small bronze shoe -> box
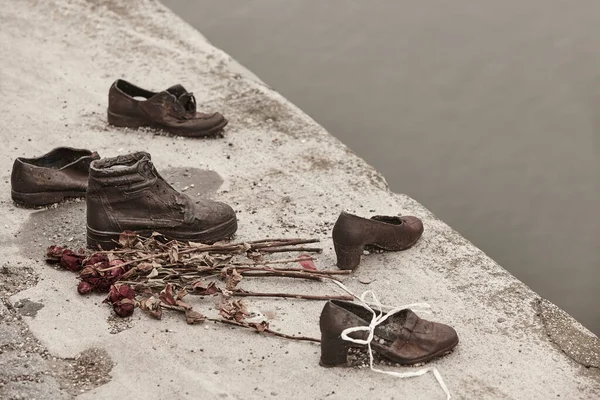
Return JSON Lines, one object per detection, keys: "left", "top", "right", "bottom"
{"left": 11, "top": 147, "right": 99, "bottom": 207}
{"left": 332, "top": 211, "right": 424, "bottom": 270}
{"left": 319, "top": 300, "right": 458, "bottom": 367}
{"left": 107, "top": 79, "right": 228, "bottom": 137}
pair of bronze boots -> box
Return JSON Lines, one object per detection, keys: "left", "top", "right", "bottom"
{"left": 10, "top": 147, "right": 237, "bottom": 249}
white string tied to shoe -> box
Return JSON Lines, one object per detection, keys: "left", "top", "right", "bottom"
{"left": 331, "top": 280, "right": 452, "bottom": 400}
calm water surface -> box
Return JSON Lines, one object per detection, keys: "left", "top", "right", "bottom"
{"left": 162, "top": 0, "right": 599, "bottom": 334}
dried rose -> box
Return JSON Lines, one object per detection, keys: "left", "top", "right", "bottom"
{"left": 105, "top": 284, "right": 135, "bottom": 304}
{"left": 113, "top": 298, "right": 135, "bottom": 317}
{"left": 59, "top": 250, "right": 85, "bottom": 272}
{"left": 46, "top": 245, "right": 66, "bottom": 262}
{"left": 77, "top": 281, "right": 93, "bottom": 295}
{"left": 79, "top": 265, "right": 123, "bottom": 293}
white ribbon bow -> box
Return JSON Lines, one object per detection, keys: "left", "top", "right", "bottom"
{"left": 331, "top": 280, "right": 452, "bottom": 400}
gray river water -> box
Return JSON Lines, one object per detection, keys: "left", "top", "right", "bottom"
{"left": 162, "top": 0, "right": 599, "bottom": 334}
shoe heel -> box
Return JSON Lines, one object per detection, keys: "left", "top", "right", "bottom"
{"left": 107, "top": 110, "right": 147, "bottom": 128}
{"left": 333, "top": 242, "right": 363, "bottom": 270}
{"left": 320, "top": 334, "right": 350, "bottom": 367}
{"left": 86, "top": 226, "right": 120, "bottom": 250}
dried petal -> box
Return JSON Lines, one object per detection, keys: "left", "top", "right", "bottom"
{"left": 159, "top": 284, "right": 176, "bottom": 305}
{"left": 168, "top": 246, "right": 179, "bottom": 264}
{"left": 46, "top": 245, "right": 66, "bottom": 262}
{"left": 298, "top": 254, "right": 317, "bottom": 271}
{"left": 137, "top": 262, "right": 154, "bottom": 274}
{"left": 118, "top": 231, "right": 138, "bottom": 248}
{"left": 185, "top": 309, "right": 206, "bottom": 325}
{"left": 59, "top": 250, "right": 85, "bottom": 272}
{"left": 225, "top": 269, "right": 243, "bottom": 291}
{"left": 105, "top": 284, "right": 135, "bottom": 304}
{"left": 79, "top": 266, "right": 100, "bottom": 280}
{"left": 118, "top": 284, "right": 136, "bottom": 300}
{"left": 175, "top": 289, "right": 188, "bottom": 301}
{"left": 176, "top": 300, "right": 192, "bottom": 310}
{"left": 191, "top": 280, "right": 221, "bottom": 295}
{"left": 248, "top": 321, "right": 269, "bottom": 333}
{"left": 138, "top": 296, "right": 163, "bottom": 319}
{"left": 84, "top": 253, "right": 108, "bottom": 267}
{"left": 219, "top": 300, "right": 248, "bottom": 322}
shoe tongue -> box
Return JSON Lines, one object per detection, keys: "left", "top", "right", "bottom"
{"left": 165, "top": 84, "right": 196, "bottom": 113}
{"left": 166, "top": 84, "right": 188, "bottom": 98}
{"left": 374, "top": 309, "right": 413, "bottom": 341}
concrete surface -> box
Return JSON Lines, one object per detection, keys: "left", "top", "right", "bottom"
{"left": 0, "top": 0, "right": 598, "bottom": 399}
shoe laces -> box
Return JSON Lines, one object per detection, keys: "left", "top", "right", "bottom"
{"left": 178, "top": 92, "right": 197, "bottom": 113}
{"left": 331, "top": 280, "right": 452, "bottom": 400}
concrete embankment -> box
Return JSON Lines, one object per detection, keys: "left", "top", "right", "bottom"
{"left": 0, "top": 1, "right": 598, "bottom": 399}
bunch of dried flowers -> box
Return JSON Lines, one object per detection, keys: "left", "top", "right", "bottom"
{"left": 46, "top": 232, "right": 351, "bottom": 342}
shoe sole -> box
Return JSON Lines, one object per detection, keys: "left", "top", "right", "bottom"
{"left": 86, "top": 217, "right": 238, "bottom": 250}
{"left": 319, "top": 336, "right": 459, "bottom": 368}
{"left": 107, "top": 110, "right": 228, "bottom": 138}
{"left": 11, "top": 189, "right": 86, "bottom": 208}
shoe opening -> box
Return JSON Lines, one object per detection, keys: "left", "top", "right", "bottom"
{"left": 370, "top": 215, "right": 403, "bottom": 225}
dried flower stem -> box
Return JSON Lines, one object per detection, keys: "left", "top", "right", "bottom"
{"left": 231, "top": 256, "right": 316, "bottom": 266}
{"left": 232, "top": 290, "right": 352, "bottom": 301}
{"left": 248, "top": 238, "right": 320, "bottom": 248}
{"left": 260, "top": 247, "right": 323, "bottom": 254}
{"left": 239, "top": 271, "right": 327, "bottom": 281}
{"left": 159, "top": 303, "right": 320, "bottom": 342}
{"left": 208, "top": 318, "right": 320, "bottom": 343}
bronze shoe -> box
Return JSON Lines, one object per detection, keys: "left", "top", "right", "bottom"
{"left": 86, "top": 152, "right": 237, "bottom": 249}
{"left": 107, "top": 79, "right": 228, "bottom": 137}
{"left": 11, "top": 147, "right": 99, "bottom": 207}
{"left": 319, "top": 300, "right": 458, "bottom": 367}
{"left": 332, "top": 211, "right": 424, "bottom": 270}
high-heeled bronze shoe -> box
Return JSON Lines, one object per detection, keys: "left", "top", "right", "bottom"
{"left": 319, "top": 300, "right": 458, "bottom": 367}
{"left": 332, "top": 211, "right": 424, "bottom": 270}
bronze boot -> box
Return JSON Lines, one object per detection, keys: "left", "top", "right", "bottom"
{"left": 319, "top": 300, "right": 458, "bottom": 367}
{"left": 332, "top": 211, "right": 424, "bottom": 270}
{"left": 86, "top": 152, "right": 237, "bottom": 249}
{"left": 11, "top": 147, "right": 99, "bottom": 207}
